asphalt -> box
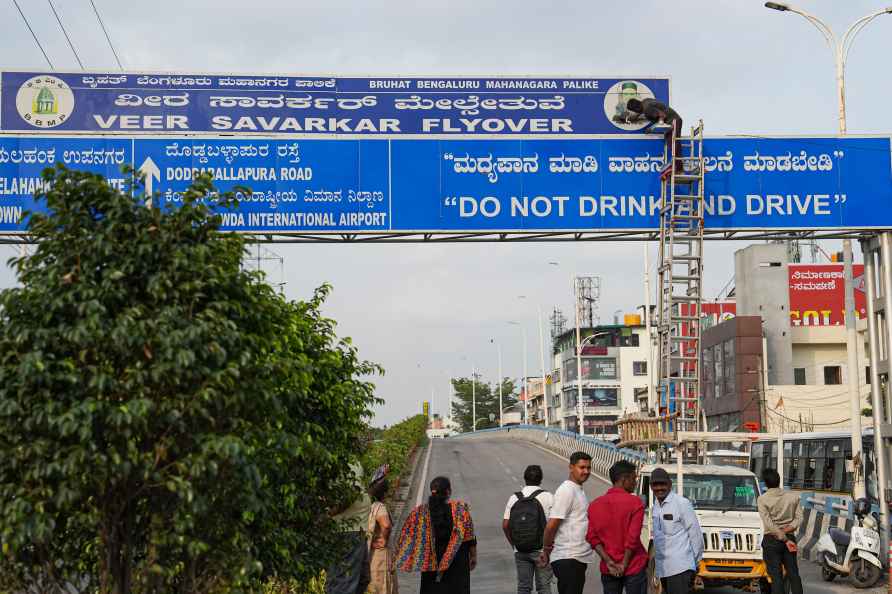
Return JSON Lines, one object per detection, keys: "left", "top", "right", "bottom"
{"left": 396, "top": 437, "right": 886, "bottom": 594}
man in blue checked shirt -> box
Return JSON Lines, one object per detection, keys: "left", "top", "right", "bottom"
{"left": 649, "top": 468, "right": 703, "bottom": 594}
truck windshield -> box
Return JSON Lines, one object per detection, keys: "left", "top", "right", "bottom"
{"left": 668, "top": 474, "right": 759, "bottom": 511}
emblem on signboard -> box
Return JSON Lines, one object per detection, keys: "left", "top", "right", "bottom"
{"left": 15, "top": 76, "right": 75, "bottom": 128}
{"left": 603, "top": 80, "right": 656, "bottom": 131}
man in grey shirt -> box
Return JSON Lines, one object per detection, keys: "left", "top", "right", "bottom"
{"left": 757, "top": 468, "right": 803, "bottom": 594}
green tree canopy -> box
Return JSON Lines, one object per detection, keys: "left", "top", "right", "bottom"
{"left": 450, "top": 376, "right": 516, "bottom": 433}
{"left": 0, "top": 167, "right": 379, "bottom": 593}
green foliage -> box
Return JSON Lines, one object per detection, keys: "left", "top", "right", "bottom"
{"left": 363, "top": 414, "right": 427, "bottom": 499}
{"left": 451, "top": 377, "right": 516, "bottom": 433}
{"left": 0, "top": 166, "right": 380, "bottom": 593}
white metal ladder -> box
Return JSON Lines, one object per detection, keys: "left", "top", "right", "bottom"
{"left": 656, "top": 121, "right": 705, "bottom": 436}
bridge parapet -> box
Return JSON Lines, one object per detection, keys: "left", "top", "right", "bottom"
{"left": 453, "top": 425, "right": 646, "bottom": 482}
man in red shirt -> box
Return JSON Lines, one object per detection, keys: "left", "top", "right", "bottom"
{"left": 586, "top": 460, "right": 647, "bottom": 594}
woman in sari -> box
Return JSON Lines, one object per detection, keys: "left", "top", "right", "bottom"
{"left": 367, "top": 478, "right": 397, "bottom": 594}
{"left": 396, "top": 476, "right": 477, "bottom": 594}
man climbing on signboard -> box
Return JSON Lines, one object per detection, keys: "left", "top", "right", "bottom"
{"left": 625, "top": 98, "right": 684, "bottom": 173}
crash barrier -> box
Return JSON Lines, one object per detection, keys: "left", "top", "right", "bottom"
{"left": 796, "top": 493, "right": 885, "bottom": 564}
{"left": 454, "top": 425, "right": 646, "bottom": 482}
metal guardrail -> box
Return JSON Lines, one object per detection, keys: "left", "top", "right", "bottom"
{"left": 453, "top": 425, "right": 645, "bottom": 481}
{"left": 800, "top": 492, "right": 880, "bottom": 518}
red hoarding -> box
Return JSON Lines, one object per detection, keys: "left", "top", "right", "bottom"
{"left": 788, "top": 264, "right": 865, "bottom": 326}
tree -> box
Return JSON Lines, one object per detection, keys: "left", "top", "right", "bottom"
{"left": 450, "top": 376, "right": 516, "bottom": 433}
{"left": 0, "top": 166, "right": 380, "bottom": 594}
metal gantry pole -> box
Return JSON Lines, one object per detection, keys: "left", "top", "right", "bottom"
{"left": 844, "top": 239, "right": 866, "bottom": 499}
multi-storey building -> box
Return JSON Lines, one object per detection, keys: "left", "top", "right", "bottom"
{"left": 551, "top": 323, "right": 650, "bottom": 439}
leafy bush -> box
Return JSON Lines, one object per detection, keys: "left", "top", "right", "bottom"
{"left": 363, "top": 414, "right": 428, "bottom": 499}
{"left": 0, "top": 167, "right": 379, "bottom": 593}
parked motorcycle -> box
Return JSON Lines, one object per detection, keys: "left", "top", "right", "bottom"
{"left": 815, "top": 498, "right": 882, "bottom": 588}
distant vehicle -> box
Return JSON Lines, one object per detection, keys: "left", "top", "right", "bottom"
{"left": 750, "top": 430, "right": 878, "bottom": 499}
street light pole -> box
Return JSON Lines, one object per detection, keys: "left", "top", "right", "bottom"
{"left": 764, "top": 0, "right": 892, "bottom": 501}
{"left": 497, "top": 341, "right": 504, "bottom": 427}
{"left": 574, "top": 277, "right": 585, "bottom": 435}
{"left": 472, "top": 363, "right": 476, "bottom": 432}
{"left": 538, "top": 305, "right": 549, "bottom": 428}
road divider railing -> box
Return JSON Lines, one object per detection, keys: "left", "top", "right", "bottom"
{"left": 453, "top": 425, "right": 645, "bottom": 482}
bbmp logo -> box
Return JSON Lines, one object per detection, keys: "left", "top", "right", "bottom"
{"left": 15, "top": 76, "right": 75, "bottom": 128}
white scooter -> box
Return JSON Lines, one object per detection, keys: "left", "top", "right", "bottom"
{"left": 815, "top": 498, "right": 883, "bottom": 588}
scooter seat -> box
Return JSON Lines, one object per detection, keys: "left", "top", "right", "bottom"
{"left": 829, "top": 527, "right": 850, "bottom": 547}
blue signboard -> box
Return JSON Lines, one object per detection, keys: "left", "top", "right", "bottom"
{"left": 0, "top": 135, "right": 889, "bottom": 233}
{"left": 0, "top": 71, "right": 669, "bottom": 136}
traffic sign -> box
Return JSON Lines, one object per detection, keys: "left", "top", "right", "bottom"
{"left": 0, "top": 134, "right": 889, "bottom": 234}
{"left": 1, "top": 71, "right": 670, "bottom": 136}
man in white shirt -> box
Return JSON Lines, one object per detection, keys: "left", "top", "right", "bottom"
{"left": 503, "top": 464, "right": 555, "bottom": 594}
{"left": 540, "top": 451, "right": 595, "bottom": 594}
{"left": 650, "top": 467, "right": 703, "bottom": 594}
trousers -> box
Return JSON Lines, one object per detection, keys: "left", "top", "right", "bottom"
{"left": 515, "top": 551, "right": 553, "bottom": 594}
{"left": 660, "top": 569, "right": 693, "bottom": 594}
{"left": 600, "top": 567, "right": 647, "bottom": 594}
{"left": 762, "top": 536, "right": 803, "bottom": 594}
{"left": 551, "top": 558, "right": 587, "bottom": 594}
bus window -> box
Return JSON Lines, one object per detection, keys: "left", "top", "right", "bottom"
{"left": 751, "top": 443, "right": 764, "bottom": 475}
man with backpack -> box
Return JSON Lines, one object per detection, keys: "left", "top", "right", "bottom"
{"left": 503, "top": 464, "right": 555, "bottom": 594}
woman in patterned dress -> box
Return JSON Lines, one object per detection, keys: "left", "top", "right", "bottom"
{"left": 396, "top": 476, "right": 477, "bottom": 594}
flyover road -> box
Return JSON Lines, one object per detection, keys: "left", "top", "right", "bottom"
{"left": 396, "top": 437, "right": 884, "bottom": 594}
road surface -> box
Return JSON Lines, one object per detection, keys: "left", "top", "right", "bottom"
{"left": 397, "top": 437, "right": 885, "bottom": 594}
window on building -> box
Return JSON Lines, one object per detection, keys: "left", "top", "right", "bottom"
{"left": 793, "top": 368, "right": 806, "bottom": 385}
{"left": 723, "top": 339, "right": 735, "bottom": 398}
{"left": 714, "top": 344, "right": 724, "bottom": 398}
{"left": 823, "top": 366, "right": 842, "bottom": 385}
{"left": 865, "top": 366, "right": 871, "bottom": 385}
{"left": 633, "top": 361, "right": 647, "bottom": 376}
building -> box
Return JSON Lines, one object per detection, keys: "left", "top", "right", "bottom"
{"left": 552, "top": 322, "right": 650, "bottom": 438}
{"left": 701, "top": 316, "right": 766, "bottom": 432}
{"left": 707, "top": 244, "right": 872, "bottom": 433}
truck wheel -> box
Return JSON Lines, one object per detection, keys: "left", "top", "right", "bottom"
{"left": 850, "top": 558, "right": 881, "bottom": 589}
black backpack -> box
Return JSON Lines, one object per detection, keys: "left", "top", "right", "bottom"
{"left": 508, "top": 490, "right": 546, "bottom": 553}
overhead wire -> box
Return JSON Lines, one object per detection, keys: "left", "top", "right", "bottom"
{"left": 10, "top": 0, "right": 54, "bottom": 68}
{"left": 88, "top": 0, "right": 123, "bottom": 71}
{"left": 46, "top": 0, "right": 84, "bottom": 70}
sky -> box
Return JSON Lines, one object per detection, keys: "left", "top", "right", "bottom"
{"left": 1, "top": 0, "right": 891, "bottom": 426}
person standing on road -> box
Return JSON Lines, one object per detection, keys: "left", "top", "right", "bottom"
{"left": 367, "top": 477, "right": 398, "bottom": 594}
{"left": 649, "top": 468, "right": 703, "bottom": 594}
{"left": 396, "top": 476, "right": 477, "bottom": 594}
{"left": 757, "top": 468, "right": 803, "bottom": 594}
{"left": 503, "top": 464, "right": 555, "bottom": 594}
{"left": 326, "top": 460, "right": 372, "bottom": 594}
{"left": 539, "top": 451, "right": 595, "bottom": 594}
{"left": 586, "top": 460, "right": 648, "bottom": 594}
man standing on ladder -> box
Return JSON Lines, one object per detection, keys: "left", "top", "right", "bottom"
{"left": 626, "top": 98, "right": 684, "bottom": 173}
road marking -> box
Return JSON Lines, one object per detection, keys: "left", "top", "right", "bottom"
{"left": 523, "top": 441, "right": 611, "bottom": 486}
{"left": 415, "top": 440, "right": 434, "bottom": 507}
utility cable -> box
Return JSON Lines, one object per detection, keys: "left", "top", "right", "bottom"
{"left": 10, "top": 0, "right": 54, "bottom": 68}
{"left": 88, "top": 0, "right": 123, "bottom": 70}
{"left": 47, "top": 0, "right": 84, "bottom": 70}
